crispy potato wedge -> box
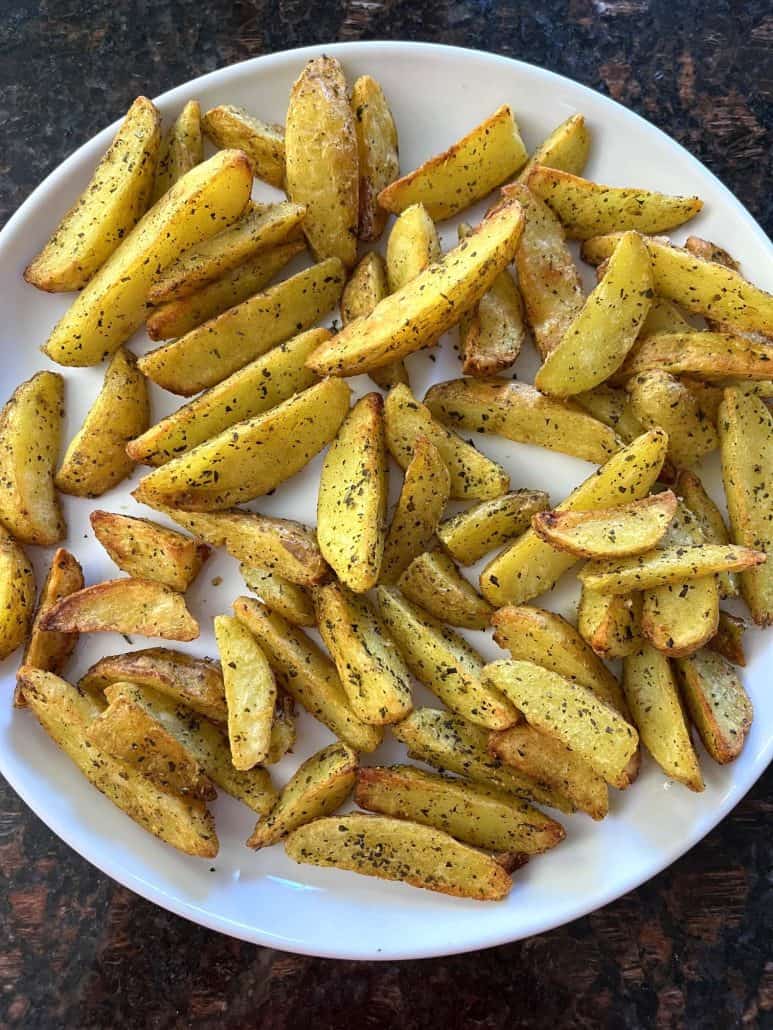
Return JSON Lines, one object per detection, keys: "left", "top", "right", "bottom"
{"left": 385, "top": 383, "right": 509, "bottom": 501}
{"left": 317, "top": 393, "right": 387, "bottom": 591}
{"left": 677, "top": 470, "right": 738, "bottom": 599}
{"left": 709, "top": 611, "right": 747, "bottom": 667}
{"left": 578, "top": 588, "right": 643, "bottom": 660}
{"left": 397, "top": 551, "right": 493, "bottom": 630}
{"left": 240, "top": 563, "right": 315, "bottom": 627}
{"left": 285, "top": 57, "right": 358, "bottom": 267}
{"left": 285, "top": 813, "right": 512, "bottom": 901}
{"left": 517, "top": 113, "right": 590, "bottom": 184}
{"left": 316, "top": 582, "right": 413, "bottom": 725}
{"left": 378, "top": 105, "right": 527, "bottom": 220}
{"left": 617, "top": 332, "right": 773, "bottom": 384}
{"left": 575, "top": 385, "right": 644, "bottom": 445}
{"left": 233, "top": 597, "right": 382, "bottom": 753}
{"left": 351, "top": 75, "right": 399, "bottom": 241}
{"left": 267, "top": 693, "right": 297, "bottom": 764}
{"left": 677, "top": 650, "right": 752, "bottom": 764}
{"left": 380, "top": 436, "right": 450, "bottom": 584}
{"left": 719, "top": 387, "right": 773, "bottom": 626}
{"left": 26, "top": 97, "right": 160, "bottom": 292}
{"left": 41, "top": 578, "right": 199, "bottom": 641}
{"left": 152, "top": 99, "right": 203, "bottom": 202}
{"left": 356, "top": 765, "right": 565, "bottom": 855}
{"left": 437, "top": 490, "right": 549, "bottom": 565}
{"left": 480, "top": 429, "right": 668, "bottom": 607}
{"left": 424, "top": 378, "right": 622, "bottom": 464}
{"left": 90, "top": 511, "right": 209, "bottom": 592}
{"left": 340, "top": 252, "right": 408, "bottom": 391}
{"left": 248, "top": 742, "right": 357, "bottom": 849}
{"left": 202, "top": 104, "right": 285, "bottom": 187}
{"left": 579, "top": 544, "right": 764, "bottom": 595}
{"left": 385, "top": 203, "right": 441, "bottom": 293}
{"left": 214, "top": 614, "right": 276, "bottom": 770}
{"left": 56, "top": 348, "right": 149, "bottom": 498}
{"left": 376, "top": 586, "right": 516, "bottom": 730}
{"left": 20, "top": 668, "right": 218, "bottom": 856}
{"left": 626, "top": 371, "right": 718, "bottom": 466}
{"left": 684, "top": 236, "right": 739, "bottom": 270}
{"left": 0, "top": 371, "right": 64, "bottom": 545}
{"left": 622, "top": 646, "right": 703, "bottom": 791}
{"left": 0, "top": 533, "right": 36, "bottom": 660}
{"left": 535, "top": 232, "right": 653, "bottom": 397}
{"left": 306, "top": 201, "right": 524, "bottom": 376}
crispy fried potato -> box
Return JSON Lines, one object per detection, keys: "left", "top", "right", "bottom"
{"left": 709, "top": 611, "right": 747, "bottom": 667}
{"left": 575, "top": 384, "right": 644, "bottom": 445}
{"left": 535, "top": 232, "right": 653, "bottom": 397}
{"left": 351, "top": 75, "right": 399, "bottom": 241}
{"left": 0, "top": 533, "right": 35, "bottom": 660}
{"left": 626, "top": 371, "right": 718, "bottom": 466}
{"left": 285, "top": 57, "right": 358, "bottom": 267}
{"left": 532, "top": 492, "right": 677, "bottom": 558}
{"left": 424, "top": 378, "right": 622, "bottom": 464}
{"left": 267, "top": 693, "right": 297, "bottom": 764}
{"left": 139, "top": 258, "right": 345, "bottom": 395}
{"left": 578, "top": 588, "right": 643, "bottom": 660}
{"left": 378, "top": 105, "right": 527, "bottom": 220}
{"left": 719, "top": 387, "right": 773, "bottom": 626}
{"left": 437, "top": 491, "right": 549, "bottom": 565}
{"left": 306, "top": 201, "right": 524, "bottom": 376}
{"left": 622, "top": 646, "right": 703, "bottom": 790}
{"left": 233, "top": 596, "right": 382, "bottom": 753}
{"left": 677, "top": 470, "right": 738, "bottom": 599}
{"left": 517, "top": 113, "right": 590, "bottom": 184}
{"left": 56, "top": 348, "right": 149, "bottom": 498}
{"left": 214, "top": 614, "right": 276, "bottom": 770}
{"left": 376, "top": 586, "right": 516, "bottom": 730}
{"left": 248, "top": 742, "right": 357, "bottom": 849}
{"left": 341, "top": 252, "right": 408, "bottom": 391}
{"left": 317, "top": 393, "right": 387, "bottom": 591}
{"left": 240, "top": 564, "right": 315, "bottom": 627}
{"left": 397, "top": 551, "right": 492, "bottom": 630}
{"left": 385, "top": 203, "right": 441, "bottom": 292}
{"left": 480, "top": 429, "right": 668, "bottom": 607}
{"left": 0, "top": 371, "right": 64, "bottom": 545}
{"left": 90, "top": 511, "right": 209, "bottom": 592}
{"left": 684, "top": 236, "right": 739, "bottom": 270}
{"left": 616, "top": 332, "right": 773, "bottom": 384}
{"left": 385, "top": 383, "right": 509, "bottom": 501}
{"left": 26, "top": 97, "right": 160, "bottom": 292}
{"left": 41, "top": 578, "right": 199, "bottom": 641}
{"left": 152, "top": 100, "right": 203, "bottom": 202}
{"left": 579, "top": 544, "right": 764, "bottom": 595}
{"left": 202, "top": 104, "right": 285, "bottom": 187}
{"left": 677, "top": 650, "right": 752, "bottom": 764}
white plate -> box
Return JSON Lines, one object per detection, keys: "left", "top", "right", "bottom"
{"left": 1, "top": 41, "right": 771, "bottom": 960}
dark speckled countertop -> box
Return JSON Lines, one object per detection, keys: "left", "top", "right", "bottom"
{"left": 1, "top": 2, "right": 772, "bottom": 1027}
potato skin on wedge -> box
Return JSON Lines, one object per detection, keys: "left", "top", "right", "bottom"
{"left": 397, "top": 551, "right": 493, "bottom": 630}
{"left": 676, "top": 650, "right": 753, "bottom": 764}
{"left": 438, "top": 491, "right": 549, "bottom": 566}
{"left": 0, "top": 533, "right": 36, "bottom": 660}
{"left": 90, "top": 511, "right": 209, "bottom": 592}
{"left": 215, "top": 614, "right": 276, "bottom": 770}
{"left": 202, "top": 104, "right": 285, "bottom": 188}
{"left": 152, "top": 99, "right": 203, "bottom": 203}
{"left": 351, "top": 75, "right": 399, "bottom": 241}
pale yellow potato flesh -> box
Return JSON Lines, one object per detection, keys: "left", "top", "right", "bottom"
{"left": 676, "top": 650, "right": 753, "bottom": 764}
{"left": 385, "top": 203, "right": 441, "bottom": 293}
{"left": 437, "top": 490, "right": 549, "bottom": 566}
{"left": 627, "top": 371, "right": 718, "bottom": 466}
{"left": 676, "top": 469, "right": 738, "bottom": 599}
{"left": 152, "top": 99, "right": 203, "bottom": 203}
{"left": 517, "top": 113, "right": 591, "bottom": 184}
{"left": 214, "top": 614, "right": 276, "bottom": 770}
{"left": 240, "top": 563, "right": 315, "bottom": 627}
{"left": 90, "top": 511, "right": 209, "bottom": 592}
{"left": 0, "top": 533, "right": 36, "bottom": 660}
{"left": 340, "top": 251, "right": 408, "bottom": 391}
{"left": 351, "top": 75, "right": 399, "bottom": 241}
{"left": 638, "top": 296, "right": 693, "bottom": 336}
{"left": 578, "top": 588, "right": 643, "bottom": 660}
{"left": 575, "top": 384, "right": 644, "bottom": 445}
{"left": 579, "top": 544, "right": 765, "bottom": 595}
{"left": 202, "top": 104, "right": 285, "bottom": 188}
{"left": 709, "top": 611, "right": 747, "bottom": 667}
{"left": 397, "top": 550, "right": 493, "bottom": 630}
{"left": 617, "top": 331, "right": 773, "bottom": 383}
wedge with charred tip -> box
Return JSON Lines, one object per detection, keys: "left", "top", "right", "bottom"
{"left": 480, "top": 429, "right": 668, "bottom": 608}
{"left": 677, "top": 650, "right": 752, "bottom": 764}
{"left": 575, "top": 385, "right": 644, "bottom": 445}
{"left": 579, "top": 544, "right": 765, "bottom": 595}
{"left": 341, "top": 251, "right": 408, "bottom": 391}
{"left": 90, "top": 511, "right": 209, "bottom": 591}
{"left": 424, "top": 378, "right": 622, "bottom": 464}
{"left": 267, "top": 693, "right": 297, "bottom": 764}
{"left": 623, "top": 646, "right": 703, "bottom": 791}
{"left": 532, "top": 492, "right": 677, "bottom": 559}
{"left": 26, "top": 97, "right": 160, "bottom": 292}
{"left": 56, "top": 348, "right": 149, "bottom": 498}
{"left": 214, "top": 615, "right": 276, "bottom": 770}
{"left": 517, "top": 113, "right": 590, "bottom": 184}
{"left": 578, "top": 587, "right": 643, "bottom": 660}
{"left": 376, "top": 586, "right": 516, "bottom": 730}
{"left": 379, "top": 105, "right": 527, "bottom": 220}
{"left": 385, "top": 203, "right": 441, "bottom": 293}
{"left": 240, "top": 564, "right": 315, "bottom": 627}
{"left": 317, "top": 393, "right": 387, "bottom": 592}
{"left": 626, "top": 371, "right": 719, "bottom": 466}
{"left": 0, "top": 533, "right": 35, "bottom": 660}
{"left": 677, "top": 470, "right": 738, "bottom": 599}
{"left": 709, "top": 611, "right": 747, "bottom": 667}
{"left": 438, "top": 491, "right": 549, "bottom": 566}
{"left": 351, "top": 75, "right": 399, "bottom": 240}
{"left": 385, "top": 384, "right": 509, "bottom": 501}
{"left": 397, "top": 551, "right": 493, "bottom": 630}
{"left": 0, "top": 371, "right": 65, "bottom": 545}
{"left": 307, "top": 201, "right": 524, "bottom": 377}
{"left": 617, "top": 332, "right": 773, "bottom": 385}
{"left": 152, "top": 99, "right": 203, "bottom": 202}
{"left": 247, "top": 742, "right": 357, "bottom": 849}
{"left": 233, "top": 596, "right": 382, "bottom": 753}
{"left": 202, "top": 104, "right": 285, "bottom": 187}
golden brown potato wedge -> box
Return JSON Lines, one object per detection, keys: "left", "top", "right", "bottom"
{"left": 214, "top": 614, "right": 276, "bottom": 770}
{"left": 397, "top": 550, "right": 493, "bottom": 630}
{"left": 90, "top": 511, "right": 209, "bottom": 592}
{"left": 385, "top": 203, "right": 441, "bottom": 292}
{"left": 351, "top": 75, "right": 399, "bottom": 241}
{"left": 683, "top": 235, "right": 739, "bottom": 270}
{"left": 677, "top": 469, "right": 738, "bottom": 599}
{"left": 56, "top": 348, "right": 149, "bottom": 498}
{"left": 0, "top": 371, "right": 65, "bottom": 545}
{"left": 26, "top": 97, "right": 161, "bottom": 292}
{"left": 202, "top": 104, "right": 285, "bottom": 188}
{"left": 578, "top": 587, "right": 643, "bottom": 660}
{"left": 579, "top": 544, "right": 765, "bottom": 595}
{"left": 517, "top": 113, "right": 590, "bottom": 184}
{"left": 267, "top": 693, "right": 297, "bottom": 764}
{"left": 574, "top": 384, "right": 644, "bottom": 445}
{"left": 152, "top": 99, "right": 203, "bottom": 202}
{"left": 616, "top": 332, "right": 773, "bottom": 384}
{"left": 340, "top": 252, "right": 408, "bottom": 391}
{"left": 626, "top": 371, "right": 718, "bottom": 466}
{"left": 240, "top": 563, "right": 315, "bottom": 627}
{"left": 709, "top": 611, "right": 747, "bottom": 667}
{"left": 677, "top": 650, "right": 752, "bottom": 764}
{"left": 0, "top": 532, "right": 36, "bottom": 660}
{"left": 437, "top": 490, "right": 549, "bottom": 566}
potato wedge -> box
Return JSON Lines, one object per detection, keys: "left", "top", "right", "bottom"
{"left": 20, "top": 668, "right": 218, "bottom": 857}
{"left": 133, "top": 378, "right": 350, "bottom": 511}
{"left": 380, "top": 436, "right": 450, "bottom": 584}
{"left": 480, "top": 429, "right": 668, "bottom": 607}
{"left": 306, "top": 201, "right": 524, "bottom": 376}
{"left": 202, "top": 104, "right": 285, "bottom": 188}
{"left": 128, "top": 328, "right": 325, "bottom": 467}
{"left": 285, "top": 813, "right": 512, "bottom": 901}
{"left": 578, "top": 587, "right": 643, "bottom": 660}
{"left": 214, "top": 614, "right": 276, "bottom": 770}
{"left": 351, "top": 75, "right": 399, "bottom": 241}
{"left": 0, "top": 371, "right": 64, "bottom": 545}
{"left": 56, "top": 348, "right": 149, "bottom": 498}
{"left": 575, "top": 384, "right": 644, "bottom": 445}
{"left": 676, "top": 650, "right": 752, "bottom": 764}
{"left": 90, "top": 511, "right": 209, "bottom": 592}
{"left": 532, "top": 492, "right": 677, "bottom": 559}
{"left": 385, "top": 384, "right": 509, "bottom": 501}
{"left": 483, "top": 659, "right": 638, "bottom": 789}
{"left": 683, "top": 235, "right": 739, "bottom": 270}
{"left": 138, "top": 258, "right": 345, "bottom": 395}
{"left": 617, "top": 332, "right": 773, "bottom": 384}
{"left": 340, "top": 252, "right": 408, "bottom": 391}
{"left": 233, "top": 597, "right": 382, "bottom": 753}
{"left": 397, "top": 551, "right": 492, "bottom": 630}
{"left": 267, "top": 693, "right": 297, "bottom": 764}
{"left": 248, "top": 742, "right": 357, "bottom": 849}
{"left": 517, "top": 113, "right": 590, "bottom": 184}
{"left": 626, "top": 371, "right": 718, "bottom": 466}
{"left": 285, "top": 56, "right": 358, "bottom": 267}
{"left": 240, "top": 564, "right": 315, "bottom": 627}
{"left": 385, "top": 203, "right": 441, "bottom": 292}
{"left": 317, "top": 393, "right": 387, "bottom": 592}
{"left": 680, "top": 377, "right": 724, "bottom": 426}
{"left": 0, "top": 533, "right": 36, "bottom": 660}
{"left": 355, "top": 765, "right": 565, "bottom": 855}
{"left": 40, "top": 578, "right": 199, "bottom": 641}
{"left": 579, "top": 544, "right": 764, "bottom": 595}
{"left": 638, "top": 296, "right": 693, "bottom": 336}
{"left": 424, "top": 378, "right": 622, "bottom": 464}
{"left": 677, "top": 470, "right": 738, "bottom": 599}
{"left": 315, "top": 583, "right": 413, "bottom": 725}
{"left": 709, "top": 611, "right": 747, "bottom": 667}
{"left": 719, "top": 386, "right": 773, "bottom": 625}
{"left": 43, "top": 150, "right": 252, "bottom": 365}
{"left": 437, "top": 490, "right": 549, "bottom": 565}
{"left": 535, "top": 232, "right": 653, "bottom": 397}
{"left": 622, "top": 646, "right": 703, "bottom": 791}
{"left": 378, "top": 105, "right": 527, "bottom": 220}
{"left": 152, "top": 99, "right": 203, "bottom": 202}
{"left": 376, "top": 586, "right": 516, "bottom": 730}
{"left": 26, "top": 97, "right": 160, "bottom": 292}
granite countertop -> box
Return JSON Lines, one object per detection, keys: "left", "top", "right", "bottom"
{"left": 1, "top": 2, "right": 771, "bottom": 1027}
